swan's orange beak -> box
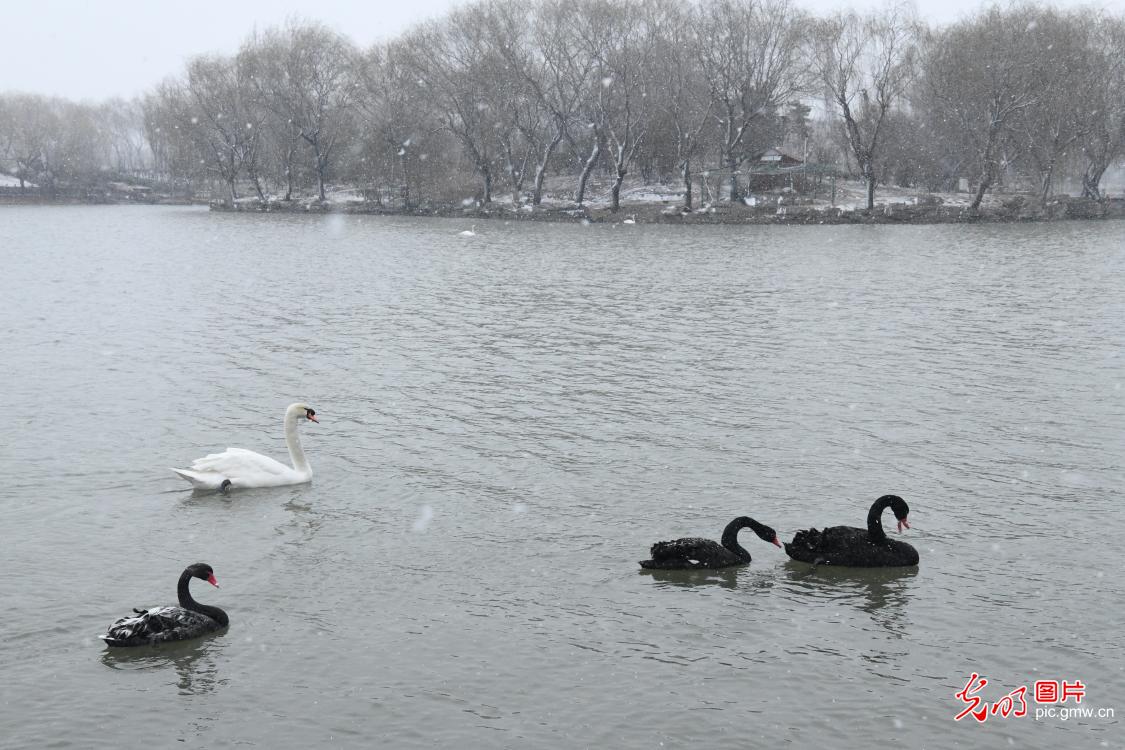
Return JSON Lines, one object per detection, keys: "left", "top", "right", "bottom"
{"left": 898, "top": 517, "right": 910, "bottom": 532}
{"left": 772, "top": 536, "right": 782, "bottom": 548}
{"left": 207, "top": 574, "right": 220, "bottom": 588}
{"left": 307, "top": 414, "right": 319, "bottom": 423}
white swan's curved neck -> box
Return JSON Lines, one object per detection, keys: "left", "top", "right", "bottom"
{"left": 284, "top": 407, "right": 311, "bottom": 476}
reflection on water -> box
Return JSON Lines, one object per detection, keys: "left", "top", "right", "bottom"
{"left": 277, "top": 496, "right": 325, "bottom": 549}
{"left": 100, "top": 635, "right": 226, "bottom": 696}
{"left": 283, "top": 499, "right": 314, "bottom": 515}
{"left": 640, "top": 566, "right": 743, "bottom": 590}
{"left": 780, "top": 562, "right": 919, "bottom": 637}
{"left": 176, "top": 492, "right": 235, "bottom": 512}
{"left": 638, "top": 566, "right": 782, "bottom": 597}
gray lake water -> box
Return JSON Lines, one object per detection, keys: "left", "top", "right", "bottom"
{"left": 1, "top": 205, "right": 1123, "bottom": 749}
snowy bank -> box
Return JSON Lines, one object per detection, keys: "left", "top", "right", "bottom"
{"left": 210, "top": 193, "right": 1125, "bottom": 226}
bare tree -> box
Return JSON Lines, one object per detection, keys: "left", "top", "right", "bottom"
{"left": 494, "top": 88, "right": 538, "bottom": 206}
{"left": 1016, "top": 8, "right": 1101, "bottom": 205}
{"left": 486, "top": 0, "right": 588, "bottom": 206}
{"left": 95, "top": 99, "right": 151, "bottom": 176}
{"left": 404, "top": 13, "right": 502, "bottom": 204}
{"left": 52, "top": 100, "right": 104, "bottom": 188}
{"left": 472, "top": 0, "right": 542, "bottom": 206}
{"left": 177, "top": 56, "right": 260, "bottom": 204}
{"left": 244, "top": 22, "right": 358, "bottom": 202}
{"left": 922, "top": 6, "right": 1042, "bottom": 212}
{"left": 1079, "top": 13, "right": 1125, "bottom": 199}
{"left": 4, "top": 94, "right": 55, "bottom": 192}
{"left": 573, "top": 0, "right": 655, "bottom": 212}
{"left": 695, "top": 0, "right": 807, "bottom": 203}
{"left": 813, "top": 3, "right": 918, "bottom": 210}
{"left": 354, "top": 41, "right": 437, "bottom": 207}
{"left": 529, "top": 0, "right": 593, "bottom": 205}
{"left": 644, "top": 0, "right": 712, "bottom": 209}
{"left": 572, "top": 81, "right": 606, "bottom": 206}
{"left": 0, "top": 97, "right": 11, "bottom": 174}
{"left": 141, "top": 87, "right": 205, "bottom": 195}
{"left": 239, "top": 34, "right": 302, "bottom": 201}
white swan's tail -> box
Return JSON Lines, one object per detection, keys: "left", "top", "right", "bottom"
{"left": 171, "top": 468, "right": 225, "bottom": 490}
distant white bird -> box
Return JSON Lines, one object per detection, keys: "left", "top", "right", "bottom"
{"left": 622, "top": 215, "right": 636, "bottom": 224}
{"left": 171, "top": 403, "right": 319, "bottom": 490}
{"left": 459, "top": 225, "right": 477, "bottom": 236}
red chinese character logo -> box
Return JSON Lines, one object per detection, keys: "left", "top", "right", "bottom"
{"left": 1034, "top": 680, "right": 1059, "bottom": 704}
{"left": 1061, "top": 680, "right": 1085, "bottom": 704}
{"left": 957, "top": 675, "right": 1082, "bottom": 722}
{"left": 955, "top": 673, "right": 990, "bottom": 722}
{"left": 991, "top": 686, "right": 1028, "bottom": 718}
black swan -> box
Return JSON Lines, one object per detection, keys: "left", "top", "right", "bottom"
{"left": 640, "top": 516, "right": 781, "bottom": 570}
{"left": 784, "top": 495, "right": 919, "bottom": 567}
{"left": 101, "top": 563, "right": 229, "bottom": 647}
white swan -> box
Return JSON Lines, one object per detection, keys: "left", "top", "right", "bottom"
{"left": 171, "top": 403, "right": 319, "bottom": 490}
{"left": 459, "top": 225, "right": 477, "bottom": 236}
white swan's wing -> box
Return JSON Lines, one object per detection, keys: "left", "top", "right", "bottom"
{"left": 171, "top": 468, "right": 224, "bottom": 490}
{"left": 172, "top": 447, "right": 303, "bottom": 488}
{"left": 189, "top": 447, "right": 293, "bottom": 477}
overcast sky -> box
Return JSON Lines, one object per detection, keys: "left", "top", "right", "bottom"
{"left": 2, "top": 0, "right": 1121, "bottom": 101}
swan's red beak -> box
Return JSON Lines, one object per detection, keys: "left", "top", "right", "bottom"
{"left": 772, "top": 536, "right": 782, "bottom": 548}
{"left": 898, "top": 517, "right": 910, "bottom": 532}
{"left": 307, "top": 414, "right": 319, "bottom": 423}
{"left": 207, "top": 573, "right": 220, "bottom": 588}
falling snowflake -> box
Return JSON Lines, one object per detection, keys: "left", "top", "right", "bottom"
{"left": 413, "top": 505, "right": 434, "bottom": 532}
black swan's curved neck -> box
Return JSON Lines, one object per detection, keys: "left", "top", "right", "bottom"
{"left": 177, "top": 570, "right": 229, "bottom": 626}
{"left": 720, "top": 518, "right": 753, "bottom": 561}
{"left": 866, "top": 496, "right": 896, "bottom": 542}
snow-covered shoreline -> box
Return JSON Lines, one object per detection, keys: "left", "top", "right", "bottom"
{"left": 209, "top": 193, "right": 1125, "bottom": 226}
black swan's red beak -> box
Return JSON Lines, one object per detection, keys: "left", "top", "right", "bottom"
{"left": 898, "top": 517, "right": 910, "bottom": 532}
{"left": 207, "top": 573, "right": 220, "bottom": 588}
{"left": 772, "top": 536, "right": 782, "bottom": 548}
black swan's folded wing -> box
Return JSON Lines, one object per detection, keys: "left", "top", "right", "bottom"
{"left": 785, "top": 525, "right": 918, "bottom": 567}
{"left": 649, "top": 537, "right": 717, "bottom": 560}
{"left": 102, "top": 606, "right": 219, "bottom": 646}
{"left": 641, "top": 537, "right": 741, "bottom": 569}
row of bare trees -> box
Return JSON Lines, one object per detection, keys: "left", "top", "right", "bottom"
{"left": 3, "top": 0, "right": 1124, "bottom": 212}
{"left": 139, "top": 23, "right": 358, "bottom": 204}
{"left": 0, "top": 94, "right": 147, "bottom": 194}
{"left": 919, "top": 4, "right": 1125, "bottom": 208}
